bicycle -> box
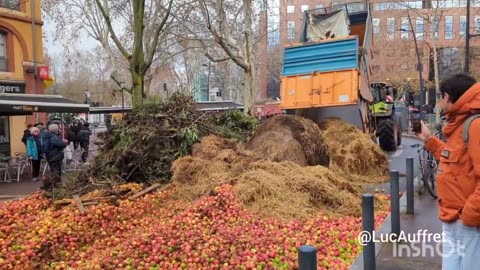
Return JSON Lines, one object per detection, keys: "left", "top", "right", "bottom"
{"left": 411, "top": 143, "right": 438, "bottom": 199}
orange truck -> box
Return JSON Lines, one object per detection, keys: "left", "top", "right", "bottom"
{"left": 279, "top": 1, "right": 403, "bottom": 151}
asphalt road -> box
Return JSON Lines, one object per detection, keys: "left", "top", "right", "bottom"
{"left": 366, "top": 136, "right": 423, "bottom": 194}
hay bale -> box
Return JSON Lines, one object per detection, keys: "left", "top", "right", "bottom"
{"left": 171, "top": 135, "right": 381, "bottom": 220}
{"left": 319, "top": 118, "right": 389, "bottom": 183}
{"left": 246, "top": 115, "right": 330, "bottom": 167}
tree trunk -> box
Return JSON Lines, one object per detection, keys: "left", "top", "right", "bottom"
{"left": 244, "top": 68, "right": 254, "bottom": 115}
{"left": 131, "top": 71, "right": 144, "bottom": 108}
{"left": 243, "top": 0, "right": 255, "bottom": 115}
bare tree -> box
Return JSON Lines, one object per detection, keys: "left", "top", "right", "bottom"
{"left": 175, "top": 0, "right": 265, "bottom": 114}
{"left": 44, "top": 0, "right": 175, "bottom": 108}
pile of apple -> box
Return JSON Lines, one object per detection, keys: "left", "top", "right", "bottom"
{"left": 0, "top": 185, "right": 389, "bottom": 270}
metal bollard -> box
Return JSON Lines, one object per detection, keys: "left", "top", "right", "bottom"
{"left": 298, "top": 245, "right": 317, "bottom": 270}
{"left": 362, "top": 194, "right": 376, "bottom": 270}
{"left": 406, "top": 157, "right": 414, "bottom": 215}
{"left": 390, "top": 170, "right": 401, "bottom": 238}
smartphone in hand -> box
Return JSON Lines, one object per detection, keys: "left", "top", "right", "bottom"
{"left": 412, "top": 118, "right": 422, "bottom": 133}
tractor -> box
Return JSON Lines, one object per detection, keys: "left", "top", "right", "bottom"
{"left": 369, "top": 82, "right": 402, "bottom": 151}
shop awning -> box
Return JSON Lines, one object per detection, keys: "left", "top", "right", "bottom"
{"left": 0, "top": 94, "right": 90, "bottom": 115}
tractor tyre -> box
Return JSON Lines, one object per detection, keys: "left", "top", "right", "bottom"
{"left": 397, "top": 119, "right": 402, "bottom": 146}
{"left": 377, "top": 118, "right": 398, "bottom": 152}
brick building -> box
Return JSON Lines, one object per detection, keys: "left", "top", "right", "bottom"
{"left": 277, "top": 0, "right": 480, "bottom": 104}
{"left": 0, "top": 0, "right": 46, "bottom": 156}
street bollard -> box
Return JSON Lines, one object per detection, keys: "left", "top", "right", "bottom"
{"left": 298, "top": 245, "right": 317, "bottom": 270}
{"left": 362, "top": 194, "right": 376, "bottom": 270}
{"left": 390, "top": 170, "right": 401, "bottom": 238}
{"left": 406, "top": 157, "right": 415, "bottom": 215}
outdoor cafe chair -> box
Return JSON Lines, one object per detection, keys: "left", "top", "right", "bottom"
{"left": 12, "top": 153, "right": 29, "bottom": 182}
{"left": 0, "top": 154, "right": 12, "bottom": 183}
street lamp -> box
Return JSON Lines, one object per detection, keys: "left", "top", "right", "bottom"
{"left": 202, "top": 62, "right": 211, "bottom": 101}
{"left": 399, "top": 13, "right": 425, "bottom": 120}
{"left": 84, "top": 89, "right": 91, "bottom": 121}
{"left": 84, "top": 89, "right": 91, "bottom": 104}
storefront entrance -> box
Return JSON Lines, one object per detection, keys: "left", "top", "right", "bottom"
{"left": 0, "top": 116, "right": 10, "bottom": 156}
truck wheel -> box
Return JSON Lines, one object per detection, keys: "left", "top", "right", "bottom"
{"left": 377, "top": 118, "right": 397, "bottom": 151}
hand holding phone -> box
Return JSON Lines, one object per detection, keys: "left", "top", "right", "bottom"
{"left": 413, "top": 119, "right": 431, "bottom": 141}
{"left": 412, "top": 119, "right": 422, "bottom": 133}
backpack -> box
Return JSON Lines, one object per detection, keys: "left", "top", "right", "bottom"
{"left": 463, "top": 114, "right": 480, "bottom": 145}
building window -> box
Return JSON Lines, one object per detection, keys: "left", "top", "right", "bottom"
{"left": 445, "top": 16, "right": 453, "bottom": 39}
{"left": 0, "top": 116, "right": 9, "bottom": 144}
{"left": 0, "top": 32, "right": 7, "bottom": 72}
{"left": 416, "top": 18, "right": 424, "bottom": 40}
{"left": 387, "top": 18, "right": 395, "bottom": 41}
{"left": 268, "top": 30, "right": 280, "bottom": 47}
{"left": 0, "top": 0, "right": 21, "bottom": 10}
{"left": 475, "top": 16, "right": 480, "bottom": 33}
{"left": 287, "top": 5, "right": 295, "bottom": 14}
{"left": 374, "top": 1, "right": 422, "bottom": 10}
{"left": 439, "top": 47, "right": 463, "bottom": 80}
{"left": 401, "top": 17, "right": 409, "bottom": 40}
{"left": 301, "top": 5, "right": 309, "bottom": 12}
{"left": 373, "top": 18, "right": 380, "bottom": 37}
{"left": 460, "top": 16, "right": 466, "bottom": 36}
{"left": 287, "top": 21, "right": 295, "bottom": 40}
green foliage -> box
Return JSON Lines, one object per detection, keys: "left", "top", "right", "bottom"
{"left": 75, "top": 93, "right": 259, "bottom": 193}
{"left": 179, "top": 126, "right": 199, "bottom": 156}
{"left": 210, "top": 109, "right": 258, "bottom": 142}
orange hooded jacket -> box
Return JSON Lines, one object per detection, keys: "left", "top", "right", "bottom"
{"left": 425, "top": 82, "right": 480, "bottom": 227}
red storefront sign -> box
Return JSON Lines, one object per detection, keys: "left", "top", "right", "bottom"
{"left": 38, "top": 66, "right": 50, "bottom": 80}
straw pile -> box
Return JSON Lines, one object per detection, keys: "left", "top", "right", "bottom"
{"left": 246, "top": 115, "right": 330, "bottom": 167}
{"left": 319, "top": 118, "right": 389, "bottom": 183}
{"left": 172, "top": 135, "right": 379, "bottom": 220}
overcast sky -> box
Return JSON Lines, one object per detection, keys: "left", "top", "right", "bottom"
{"left": 43, "top": 17, "right": 98, "bottom": 57}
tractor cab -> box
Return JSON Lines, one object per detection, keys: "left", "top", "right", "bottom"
{"left": 369, "top": 82, "right": 402, "bottom": 152}
{"left": 371, "top": 82, "right": 396, "bottom": 104}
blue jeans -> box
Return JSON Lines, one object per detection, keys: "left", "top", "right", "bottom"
{"left": 442, "top": 220, "right": 480, "bottom": 270}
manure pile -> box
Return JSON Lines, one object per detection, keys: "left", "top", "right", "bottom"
{"left": 319, "top": 118, "right": 389, "bottom": 183}
{"left": 172, "top": 135, "right": 386, "bottom": 220}
{"left": 246, "top": 115, "right": 330, "bottom": 167}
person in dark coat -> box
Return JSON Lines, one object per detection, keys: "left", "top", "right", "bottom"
{"left": 43, "top": 124, "right": 68, "bottom": 178}
{"left": 36, "top": 123, "right": 49, "bottom": 143}
{"left": 69, "top": 120, "right": 81, "bottom": 150}
{"left": 78, "top": 122, "right": 91, "bottom": 163}
{"left": 21, "top": 124, "right": 33, "bottom": 145}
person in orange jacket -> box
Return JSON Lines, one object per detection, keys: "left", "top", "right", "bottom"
{"left": 416, "top": 73, "right": 480, "bottom": 269}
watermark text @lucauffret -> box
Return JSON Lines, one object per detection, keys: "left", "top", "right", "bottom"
{"left": 357, "top": 230, "right": 465, "bottom": 258}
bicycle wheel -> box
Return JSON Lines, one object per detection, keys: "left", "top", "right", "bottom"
{"left": 424, "top": 162, "right": 438, "bottom": 199}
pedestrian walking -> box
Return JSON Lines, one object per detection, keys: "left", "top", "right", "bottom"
{"left": 415, "top": 73, "right": 480, "bottom": 270}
